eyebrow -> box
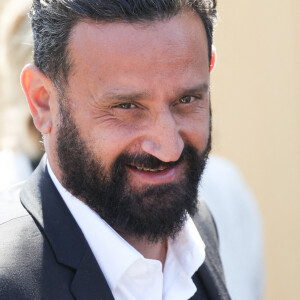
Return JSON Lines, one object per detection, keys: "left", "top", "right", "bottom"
{"left": 102, "top": 90, "right": 150, "bottom": 102}
{"left": 101, "top": 83, "right": 209, "bottom": 102}
{"left": 177, "top": 83, "right": 209, "bottom": 96}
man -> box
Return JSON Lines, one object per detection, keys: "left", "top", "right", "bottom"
{"left": 0, "top": 0, "right": 231, "bottom": 299}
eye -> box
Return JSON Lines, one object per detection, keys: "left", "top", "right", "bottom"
{"left": 179, "top": 96, "right": 198, "bottom": 104}
{"left": 114, "top": 103, "right": 137, "bottom": 109}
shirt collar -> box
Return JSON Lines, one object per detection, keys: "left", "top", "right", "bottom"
{"left": 169, "top": 215, "right": 206, "bottom": 278}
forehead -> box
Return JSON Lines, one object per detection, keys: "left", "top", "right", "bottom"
{"left": 67, "top": 10, "right": 209, "bottom": 93}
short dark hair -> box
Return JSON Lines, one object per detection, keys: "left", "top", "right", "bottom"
{"left": 30, "top": 0, "right": 217, "bottom": 87}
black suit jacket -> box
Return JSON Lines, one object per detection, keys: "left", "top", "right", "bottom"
{"left": 0, "top": 157, "right": 231, "bottom": 299}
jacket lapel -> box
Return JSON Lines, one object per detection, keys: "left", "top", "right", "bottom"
{"left": 20, "top": 156, "right": 114, "bottom": 300}
{"left": 193, "top": 201, "right": 231, "bottom": 300}
{"left": 70, "top": 247, "right": 114, "bottom": 300}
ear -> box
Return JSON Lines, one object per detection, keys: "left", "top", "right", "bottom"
{"left": 21, "top": 64, "right": 54, "bottom": 135}
{"left": 209, "top": 45, "right": 217, "bottom": 72}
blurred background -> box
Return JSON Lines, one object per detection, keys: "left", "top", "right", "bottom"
{"left": 211, "top": 1, "right": 300, "bottom": 299}
{"left": 0, "top": 0, "right": 299, "bottom": 299}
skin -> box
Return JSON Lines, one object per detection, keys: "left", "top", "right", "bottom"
{"left": 21, "top": 10, "right": 213, "bottom": 266}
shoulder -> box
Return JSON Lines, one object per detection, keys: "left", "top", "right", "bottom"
{"left": 0, "top": 184, "right": 73, "bottom": 298}
{"left": 0, "top": 184, "right": 40, "bottom": 295}
{"left": 0, "top": 186, "right": 42, "bottom": 251}
{"left": 0, "top": 192, "right": 36, "bottom": 296}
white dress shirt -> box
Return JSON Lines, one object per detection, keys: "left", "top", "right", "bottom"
{"left": 47, "top": 162, "right": 206, "bottom": 300}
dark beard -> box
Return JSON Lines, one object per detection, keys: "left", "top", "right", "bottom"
{"left": 56, "top": 99, "right": 211, "bottom": 243}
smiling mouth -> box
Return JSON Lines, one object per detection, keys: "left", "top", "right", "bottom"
{"left": 128, "top": 165, "right": 169, "bottom": 173}
{"left": 126, "top": 162, "right": 180, "bottom": 185}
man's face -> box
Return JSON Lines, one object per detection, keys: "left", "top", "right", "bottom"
{"left": 52, "top": 10, "right": 211, "bottom": 241}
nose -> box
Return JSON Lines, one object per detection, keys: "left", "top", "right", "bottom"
{"left": 140, "top": 110, "right": 184, "bottom": 162}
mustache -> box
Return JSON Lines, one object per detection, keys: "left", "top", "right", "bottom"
{"left": 115, "top": 145, "right": 193, "bottom": 170}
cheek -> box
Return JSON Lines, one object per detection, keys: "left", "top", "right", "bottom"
{"left": 188, "top": 124, "right": 210, "bottom": 152}
{"left": 84, "top": 124, "right": 138, "bottom": 168}
{"left": 178, "top": 112, "right": 211, "bottom": 151}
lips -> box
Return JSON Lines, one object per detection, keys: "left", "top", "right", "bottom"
{"left": 126, "top": 163, "right": 180, "bottom": 186}
{"left": 129, "top": 165, "right": 168, "bottom": 173}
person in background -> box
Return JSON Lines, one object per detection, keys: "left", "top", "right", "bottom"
{"left": 0, "top": 0, "right": 43, "bottom": 189}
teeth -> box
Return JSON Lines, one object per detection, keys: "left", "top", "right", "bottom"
{"left": 134, "top": 166, "right": 166, "bottom": 172}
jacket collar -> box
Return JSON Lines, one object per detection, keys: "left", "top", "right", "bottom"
{"left": 20, "top": 156, "right": 114, "bottom": 300}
